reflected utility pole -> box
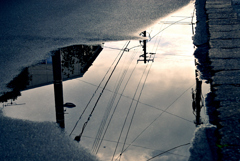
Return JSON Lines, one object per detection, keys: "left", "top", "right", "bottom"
{"left": 52, "top": 50, "right": 65, "bottom": 128}
{"left": 195, "top": 69, "right": 202, "bottom": 126}
{"left": 143, "top": 31, "right": 147, "bottom": 63}
{"left": 137, "top": 31, "right": 155, "bottom": 63}
{"left": 192, "top": 59, "right": 203, "bottom": 127}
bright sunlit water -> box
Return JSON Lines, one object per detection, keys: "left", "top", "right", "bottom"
{"left": 1, "top": 3, "right": 210, "bottom": 161}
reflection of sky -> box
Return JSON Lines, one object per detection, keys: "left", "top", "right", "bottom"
{"left": 1, "top": 3, "right": 210, "bottom": 161}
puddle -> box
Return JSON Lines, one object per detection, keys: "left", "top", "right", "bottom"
{"left": 0, "top": 3, "right": 211, "bottom": 161}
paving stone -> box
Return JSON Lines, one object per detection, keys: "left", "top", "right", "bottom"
{"left": 210, "top": 59, "right": 240, "bottom": 70}
{"left": 206, "top": 4, "right": 232, "bottom": 9}
{"left": 206, "top": 2, "right": 232, "bottom": 6}
{"left": 208, "top": 18, "right": 240, "bottom": 25}
{"left": 207, "top": 0, "right": 231, "bottom": 3}
{"left": 213, "top": 70, "right": 240, "bottom": 77}
{"left": 217, "top": 106, "right": 240, "bottom": 118}
{"left": 214, "top": 90, "right": 240, "bottom": 102}
{"left": 208, "top": 12, "right": 238, "bottom": 19}
{"left": 210, "top": 30, "right": 240, "bottom": 39}
{"left": 206, "top": 8, "right": 234, "bottom": 13}
{"left": 213, "top": 84, "right": 240, "bottom": 91}
{"left": 218, "top": 100, "right": 240, "bottom": 107}
{"left": 209, "top": 48, "right": 240, "bottom": 59}
{"left": 218, "top": 122, "right": 240, "bottom": 144}
{"left": 209, "top": 24, "right": 240, "bottom": 32}
{"left": 232, "top": 0, "right": 240, "bottom": 5}
{"left": 219, "top": 118, "right": 240, "bottom": 131}
{"left": 219, "top": 123, "right": 240, "bottom": 139}
{"left": 212, "top": 70, "right": 240, "bottom": 85}
{"left": 221, "top": 148, "right": 240, "bottom": 161}
{"left": 210, "top": 39, "right": 240, "bottom": 48}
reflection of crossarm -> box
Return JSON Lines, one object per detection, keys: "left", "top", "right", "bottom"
{"left": 137, "top": 59, "right": 154, "bottom": 63}
{"left": 139, "top": 54, "right": 148, "bottom": 58}
{"left": 137, "top": 52, "right": 155, "bottom": 63}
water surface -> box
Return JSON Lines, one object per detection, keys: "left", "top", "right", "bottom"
{"left": 1, "top": 3, "right": 210, "bottom": 161}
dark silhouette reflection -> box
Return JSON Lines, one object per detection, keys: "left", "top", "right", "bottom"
{"left": 137, "top": 31, "right": 155, "bottom": 63}
{"left": 193, "top": 43, "right": 212, "bottom": 82}
{"left": 192, "top": 43, "right": 212, "bottom": 126}
{"left": 27, "top": 45, "right": 102, "bottom": 89}
{"left": 52, "top": 50, "right": 65, "bottom": 128}
{"left": 0, "top": 68, "right": 31, "bottom": 103}
{"left": 0, "top": 44, "right": 103, "bottom": 127}
{"left": 192, "top": 67, "right": 203, "bottom": 126}
{"left": 61, "top": 45, "right": 102, "bottom": 78}
{"left": 63, "top": 102, "right": 76, "bottom": 108}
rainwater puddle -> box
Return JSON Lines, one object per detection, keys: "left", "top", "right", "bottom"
{"left": 0, "top": 3, "right": 210, "bottom": 161}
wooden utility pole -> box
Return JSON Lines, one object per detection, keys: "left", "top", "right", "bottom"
{"left": 143, "top": 31, "right": 147, "bottom": 64}
{"left": 195, "top": 69, "right": 202, "bottom": 126}
{"left": 137, "top": 31, "right": 154, "bottom": 63}
{"left": 52, "top": 50, "right": 65, "bottom": 128}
